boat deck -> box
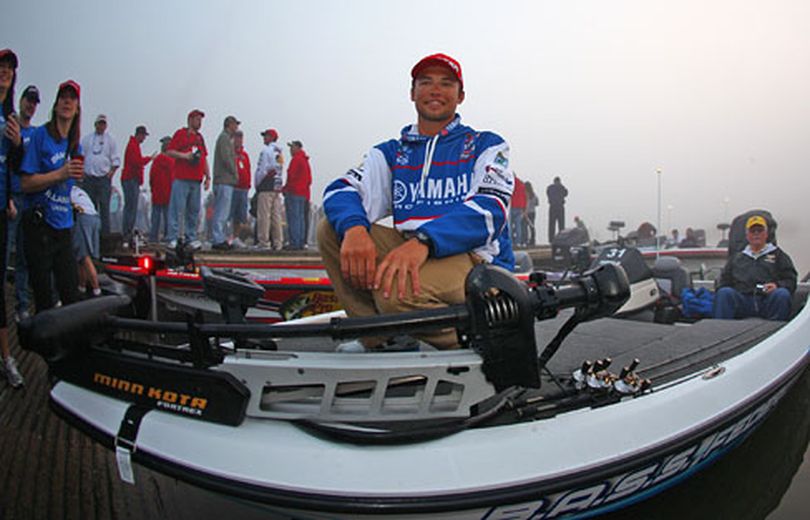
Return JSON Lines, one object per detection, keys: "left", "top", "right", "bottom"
{"left": 540, "top": 313, "right": 785, "bottom": 381}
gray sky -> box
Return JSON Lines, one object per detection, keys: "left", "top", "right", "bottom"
{"left": 3, "top": 0, "right": 808, "bottom": 271}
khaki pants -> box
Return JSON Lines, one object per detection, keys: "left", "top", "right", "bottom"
{"left": 317, "top": 220, "right": 479, "bottom": 349}
{"left": 257, "top": 191, "right": 284, "bottom": 249}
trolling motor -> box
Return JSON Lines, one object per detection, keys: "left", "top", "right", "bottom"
{"left": 461, "top": 262, "right": 630, "bottom": 391}
{"left": 18, "top": 295, "right": 133, "bottom": 363}
{"left": 19, "top": 261, "right": 630, "bottom": 395}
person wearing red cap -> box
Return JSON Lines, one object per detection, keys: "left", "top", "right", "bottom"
{"left": 121, "top": 125, "right": 154, "bottom": 242}
{"left": 19, "top": 79, "right": 84, "bottom": 317}
{"left": 7, "top": 84, "right": 41, "bottom": 325}
{"left": 319, "top": 53, "right": 514, "bottom": 349}
{"left": 254, "top": 128, "right": 284, "bottom": 250}
{"left": 0, "top": 48, "right": 24, "bottom": 387}
{"left": 165, "top": 109, "right": 210, "bottom": 248}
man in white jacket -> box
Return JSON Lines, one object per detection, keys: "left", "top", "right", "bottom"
{"left": 254, "top": 128, "right": 284, "bottom": 250}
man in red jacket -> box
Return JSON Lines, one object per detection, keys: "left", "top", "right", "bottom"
{"left": 510, "top": 175, "right": 527, "bottom": 247}
{"left": 166, "top": 109, "right": 210, "bottom": 249}
{"left": 121, "top": 125, "right": 154, "bottom": 241}
{"left": 283, "top": 140, "right": 312, "bottom": 249}
{"left": 148, "top": 136, "right": 174, "bottom": 242}
{"left": 231, "top": 130, "right": 251, "bottom": 247}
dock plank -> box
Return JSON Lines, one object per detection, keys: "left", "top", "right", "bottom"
{"left": 0, "top": 297, "right": 210, "bottom": 520}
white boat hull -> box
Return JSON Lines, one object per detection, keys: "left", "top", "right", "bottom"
{"left": 49, "top": 301, "right": 810, "bottom": 519}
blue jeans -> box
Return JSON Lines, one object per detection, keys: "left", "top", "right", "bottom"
{"left": 7, "top": 192, "right": 30, "bottom": 314}
{"left": 122, "top": 178, "right": 140, "bottom": 237}
{"left": 285, "top": 194, "right": 307, "bottom": 248}
{"left": 150, "top": 204, "right": 168, "bottom": 242}
{"left": 230, "top": 188, "right": 249, "bottom": 225}
{"left": 167, "top": 179, "right": 201, "bottom": 243}
{"left": 714, "top": 286, "right": 792, "bottom": 321}
{"left": 81, "top": 175, "right": 112, "bottom": 235}
{"left": 211, "top": 184, "right": 234, "bottom": 244}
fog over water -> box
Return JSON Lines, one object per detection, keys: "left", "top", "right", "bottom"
{"left": 3, "top": 0, "right": 808, "bottom": 272}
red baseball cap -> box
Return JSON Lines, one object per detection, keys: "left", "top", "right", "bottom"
{"left": 188, "top": 109, "right": 205, "bottom": 119}
{"left": 261, "top": 128, "right": 278, "bottom": 141}
{"left": 58, "top": 79, "right": 81, "bottom": 100}
{"left": 0, "top": 49, "right": 18, "bottom": 68}
{"left": 411, "top": 53, "right": 463, "bottom": 89}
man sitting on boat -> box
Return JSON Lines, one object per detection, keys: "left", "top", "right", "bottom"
{"left": 318, "top": 53, "right": 514, "bottom": 349}
{"left": 714, "top": 215, "right": 797, "bottom": 321}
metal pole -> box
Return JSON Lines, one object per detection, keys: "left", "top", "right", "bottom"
{"left": 149, "top": 274, "right": 158, "bottom": 322}
{"left": 656, "top": 169, "right": 662, "bottom": 260}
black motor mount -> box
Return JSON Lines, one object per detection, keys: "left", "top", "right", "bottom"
{"left": 463, "top": 265, "right": 542, "bottom": 391}
{"left": 461, "top": 263, "right": 630, "bottom": 391}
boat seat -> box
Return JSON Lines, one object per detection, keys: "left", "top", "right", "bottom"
{"left": 652, "top": 256, "right": 691, "bottom": 302}
{"left": 514, "top": 251, "right": 533, "bottom": 274}
{"left": 790, "top": 283, "right": 809, "bottom": 319}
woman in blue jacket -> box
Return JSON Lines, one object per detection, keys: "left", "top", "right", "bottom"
{"left": 19, "top": 80, "right": 84, "bottom": 312}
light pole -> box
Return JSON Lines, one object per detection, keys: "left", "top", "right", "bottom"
{"left": 667, "top": 204, "right": 674, "bottom": 237}
{"left": 656, "top": 168, "right": 663, "bottom": 258}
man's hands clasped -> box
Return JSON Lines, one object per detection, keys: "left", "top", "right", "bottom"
{"left": 340, "top": 226, "right": 429, "bottom": 300}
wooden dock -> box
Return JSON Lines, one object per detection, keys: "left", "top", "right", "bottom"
{"left": 0, "top": 316, "right": 200, "bottom": 520}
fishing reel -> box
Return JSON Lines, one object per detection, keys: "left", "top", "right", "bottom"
{"left": 461, "top": 262, "right": 630, "bottom": 391}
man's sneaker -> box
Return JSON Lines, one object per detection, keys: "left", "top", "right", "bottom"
{"left": 231, "top": 238, "right": 247, "bottom": 249}
{"left": 14, "top": 310, "right": 31, "bottom": 324}
{"left": 212, "top": 242, "right": 232, "bottom": 251}
{"left": 3, "top": 356, "right": 24, "bottom": 388}
{"left": 188, "top": 240, "right": 203, "bottom": 250}
{"left": 168, "top": 239, "right": 178, "bottom": 249}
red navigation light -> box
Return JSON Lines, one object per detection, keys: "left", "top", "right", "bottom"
{"left": 138, "top": 255, "right": 155, "bottom": 274}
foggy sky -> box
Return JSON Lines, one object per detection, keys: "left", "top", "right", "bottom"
{"left": 3, "top": 0, "right": 808, "bottom": 271}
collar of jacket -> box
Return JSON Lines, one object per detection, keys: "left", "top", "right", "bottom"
{"left": 399, "top": 114, "right": 462, "bottom": 144}
{"left": 743, "top": 242, "right": 777, "bottom": 259}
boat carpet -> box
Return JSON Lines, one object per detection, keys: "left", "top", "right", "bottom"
{"left": 539, "top": 315, "right": 786, "bottom": 385}
{"left": 269, "top": 313, "right": 785, "bottom": 391}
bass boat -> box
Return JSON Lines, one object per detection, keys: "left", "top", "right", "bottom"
{"left": 20, "top": 260, "right": 810, "bottom": 519}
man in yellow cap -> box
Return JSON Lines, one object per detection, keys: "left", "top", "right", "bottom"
{"left": 714, "top": 215, "right": 797, "bottom": 320}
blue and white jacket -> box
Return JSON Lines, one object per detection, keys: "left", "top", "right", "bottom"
{"left": 323, "top": 115, "right": 515, "bottom": 270}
